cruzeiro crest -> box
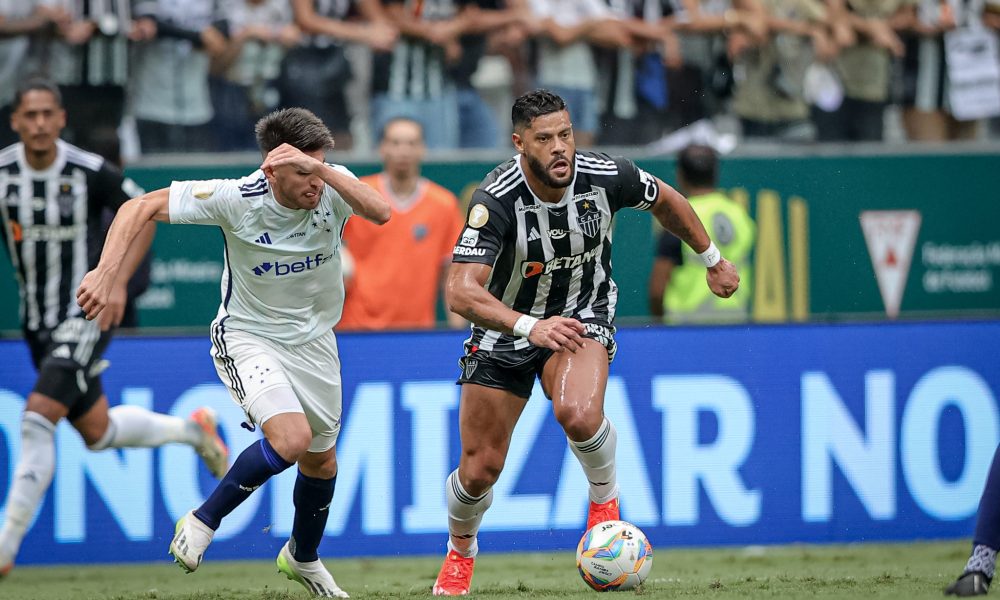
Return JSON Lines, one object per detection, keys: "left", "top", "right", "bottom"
{"left": 575, "top": 192, "right": 602, "bottom": 238}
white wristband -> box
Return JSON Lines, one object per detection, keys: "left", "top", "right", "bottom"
{"left": 698, "top": 241, "right": 722, "bottom": 268}
{"left": 512, "top": 314, "right": 539, "bottom": 338}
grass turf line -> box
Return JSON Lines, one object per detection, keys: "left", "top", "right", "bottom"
{"left": 0, "top": 540, "right": 973, "bottom": 599}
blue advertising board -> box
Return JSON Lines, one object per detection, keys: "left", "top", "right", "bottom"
{"left": 0, "top": 321, "right": 997, "bottom": 565}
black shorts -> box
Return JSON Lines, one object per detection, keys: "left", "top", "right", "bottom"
{"left": 456, "top": 321, "right": 617, "bottom": 399}
{"left": 24, "top": 318, "right": 112, "bottom": 421}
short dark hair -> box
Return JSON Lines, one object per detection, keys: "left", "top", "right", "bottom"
{"left": 511, "top": 89, "right": 567, "bottom": 132}
{"left": 254, "top": 108, "right": 335, "bottom": 155}
{"left": 677, "top": 144, "right": 719, "bottom": 189}
{"left": 379, "top": 116, "right": 423, "bottom": 142}
{"left": 12, "top": 77, "right": 62, "bottom": 112}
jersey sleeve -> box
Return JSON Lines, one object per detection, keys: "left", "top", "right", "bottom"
{"left": 168, "top": 178, "right": 245, "bottom": 227}
{"left": 452, "top": 189, "right": 511, "bottom": 266}
{"left": 91, "top": 162, "right": 132, "bottom": 212}
{"left": 611, "top": 155, "right": 660, "bottom": 212}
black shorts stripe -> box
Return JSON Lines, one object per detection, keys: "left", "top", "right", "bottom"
{"left": 212, "top": 318, "right": 245, "bottom": 401}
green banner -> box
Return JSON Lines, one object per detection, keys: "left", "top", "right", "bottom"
{"left": 1, "top": 150, "right": 997, "bottom": 331}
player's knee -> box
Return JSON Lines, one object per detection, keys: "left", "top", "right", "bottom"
{"left": 300, "top": 451, "right": 337, "bottom": 479}
{"left": 268, "top": 428, "right": 312, "bottom": 463}
{"left": 82, "top": 424, "right": 111, "bottom": 450}
{"left": 554, "top": 406, "right": 602, "bottom": 441}
{"left": 462, "top": 448, "right": 505, "bottom": 491}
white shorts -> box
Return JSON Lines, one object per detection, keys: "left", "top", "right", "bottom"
{"left": 210, "top": 324, "right": 342, "bottom": 452}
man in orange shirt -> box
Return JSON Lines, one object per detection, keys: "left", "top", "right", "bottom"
{"left": 340, "top": 117, "right": 466, "bottom": 330}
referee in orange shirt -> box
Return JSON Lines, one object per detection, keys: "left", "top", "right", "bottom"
{"left": 340, "top": 117, "right": 466, "bottom": 330}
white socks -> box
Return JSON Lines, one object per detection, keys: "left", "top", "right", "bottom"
{"left": 0, "top": 412, "right": 57, "bottom": 563}
{"left": 88, "top": 405, "right": 201, "bottom": 450}
{"left": 445, "top": 470, "right": 493, "bottom": 558}
{"left": 569, "top": 417, "right": 619, "bottom": 504}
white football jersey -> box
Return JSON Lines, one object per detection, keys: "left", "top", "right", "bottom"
{"left": 168, "top": 166, "right": 355, "bottom": 345}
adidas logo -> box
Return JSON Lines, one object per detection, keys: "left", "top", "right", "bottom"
{"left": 255, "top": 232, "right": 273, "bottom": 245}
{"left": 527, "top": 227, "right": 541, "bottom": 242}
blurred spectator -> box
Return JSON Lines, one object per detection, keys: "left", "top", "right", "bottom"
{"left": 21, "top": 0, "right": 133, "bottom": 152}
{"left": 485, "top": 0, "right": 536, "bottom": 100}
{"left": 129, "top": 0, "right": 228, "bottom": 153}
{"left": 731, "top": 0, "right": 831, "bottom": 140}
{"left": 373, "top": 0, "right": 472, "bottom": 150}
{"left": 669, "top": 0, "right": 769, "bottom": 131}
{"left": 0, "top": 3, "right": 65, "bottom": 148}
{"left": 288, "top": 0, "right": 396, "bottom": 151}
{"left": 339, "top": 117, "right": 465, "bottom": 330}
{"left": 208, "top": 0, "right": 300, "bottom": 151}
{"left": 901, "top": 0, "right": 1000, "bottom": 140}
{"left": 448, "top": 1, "right": 533, "bottom": 148}
{"left": 647, "top": 144, "right": 754, "bottom": 323}
{"left": 528, "top": 0, "right": 631, "bottom": 147}
{"left": 597, "top": 0, "right": 683, "bottom": 146}
{"left": 813, "top": 0, "right": 909, "bottom": 142}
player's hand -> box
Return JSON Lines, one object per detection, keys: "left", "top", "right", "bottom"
{"left": 76, "top": 268, "right": 115, "bottom": 322}
{"left": 261, "top": 143, "right": 322, "bottom": 177}
{"left": 97, "top": 285, "right": 127, "bottom": 332}
{"left": 528, "top": 317, "right": 586, "bottom": 353}
{"left": 707, "top": 258, "right": 740, "bottom": 299}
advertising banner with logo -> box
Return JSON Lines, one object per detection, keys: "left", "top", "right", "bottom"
{"left": 0, "top": 322, "right": 996, "bottom": 565}
{"left": 0, "top": 151, "right": 997, "bottom": 330}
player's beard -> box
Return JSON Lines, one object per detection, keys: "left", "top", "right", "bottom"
{"left": 526, "top": 153, "right": 573, "bottom": 190}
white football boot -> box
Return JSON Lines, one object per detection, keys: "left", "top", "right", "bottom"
{"left": 169, "top": 511, "right": 215, "bottom": 573}
{"left": 277, "top": 541, "right": 349, "bottom": 598}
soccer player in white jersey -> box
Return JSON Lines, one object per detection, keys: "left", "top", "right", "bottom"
{"left": 0, "top": 78, "right": 229, "bottom": 580}
{"left": 76, "top": 108, "right": 390, "bottom": 599}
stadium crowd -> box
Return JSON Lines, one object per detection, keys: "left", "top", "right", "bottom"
{"left": 1, "top": 0, "right": 999, "bottom": 155}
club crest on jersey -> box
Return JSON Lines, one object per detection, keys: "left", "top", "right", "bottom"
{"left": 192, "top": 181, "right": 217, "bottom": 200}
{"left": 464, "top": 358, "right": 478, "bottom": 379}
{"left": 574, "top": 194, "right": 602, "bottom": 238}
{"left": 56, "top": 184, "right": 75, "bottom": 217}
{"left": 468, "top": 204, "right": 489, "bottom": 228}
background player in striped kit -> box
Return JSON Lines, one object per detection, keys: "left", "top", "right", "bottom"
{"left": 0, "top": 78, "right": 229, "bottom": 579}
{"left": 77, "top": 107, "right": 390, "bottom": 598}
{"left": 430, "top": 89, "right": 741, "bottom": 595}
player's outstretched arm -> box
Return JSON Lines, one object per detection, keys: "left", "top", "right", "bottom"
{"left": 446, "top": 262, "right": 585, "bottom": 352}
{"left": 650, "top": 177, "right": 740, "bottom": 299}
{"left": 77, "top": 188, "right": 170, "bottom": 321}
{"left": 262, "top": 143, "right": 391, "bottom": 224}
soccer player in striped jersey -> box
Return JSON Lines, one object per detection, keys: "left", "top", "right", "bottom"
{"left": 431, "top": 89, "right": 741, "bottom": 596}
{"left": 77, "top": 107, "right": 390, "bottom": 599}
{"left": 0, "top": 78, "right": 229, "bottom": 579}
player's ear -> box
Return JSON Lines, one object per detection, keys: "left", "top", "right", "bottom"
{"left": 262, "top": 164, "right": 277, "bottom": 182}
{"left": 512, "top": 132, "right": 524, "bottom": 154}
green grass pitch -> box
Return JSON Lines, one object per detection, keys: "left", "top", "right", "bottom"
{"left": 0, "top": 540, "right": 973, "bottom": 599}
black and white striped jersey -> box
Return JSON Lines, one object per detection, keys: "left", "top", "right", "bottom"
{"left": 0, "top": 140, "right": 132, "bottom": 332}
{"left": 453, "top": 151, "right": 660, "bottom": 352}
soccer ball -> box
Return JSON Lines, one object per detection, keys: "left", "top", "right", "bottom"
{"left": 576, "top": 520, "right": 653, "bottom": 591}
